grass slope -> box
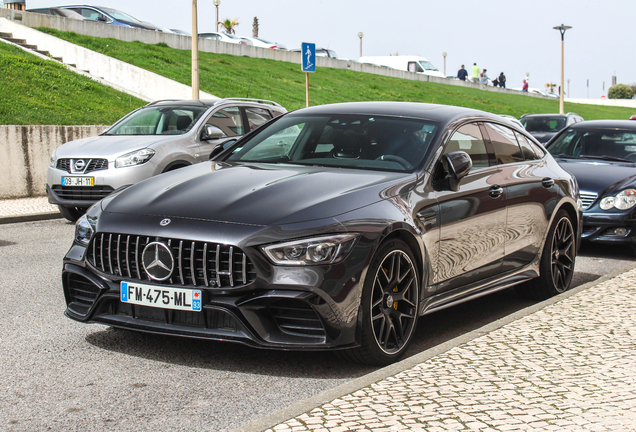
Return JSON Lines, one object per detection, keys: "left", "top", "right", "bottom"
{"left": 0, "top": 42, "right": 144, "bottom": 125}
{"left": 4, "top": 28, "right": 636, "bottom": 124}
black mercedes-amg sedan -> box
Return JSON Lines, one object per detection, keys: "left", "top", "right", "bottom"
{"left": 63, "top": 102, "right": 581, "bottom": 365}
{"left": 546, "top": 120, "right": 636, "bottom": 248}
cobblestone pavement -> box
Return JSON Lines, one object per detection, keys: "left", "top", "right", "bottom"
{"left": 0, "top": 197, "right": 60, "bottom": 222}
{"left": 264, "top": 269, "right": 636, "bottom": 432}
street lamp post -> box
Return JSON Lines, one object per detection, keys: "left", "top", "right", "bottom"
{"left": 192, "top": 0, "right": 199, "bottom": 100}
{"left": 442, "top": 52, "right": 447, "bottom": 77}
{"left": 213, "top": 0, "right": 221, "bottom": 32}
{"left": 358, "top": 32, "right": 364, "bottom": 57}
{"left": 553, "top": 24, "right": 572, "bottom": 114}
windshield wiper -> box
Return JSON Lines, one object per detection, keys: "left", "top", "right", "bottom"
{"left": 580, "top": 155, "right": 634, "bottom": 163}
{"left": 552, "top": 154, "right": 580, "bottom": 159}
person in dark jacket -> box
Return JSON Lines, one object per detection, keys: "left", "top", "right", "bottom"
{"left": 457, "top": 65, "right": 468, "bottom": 81}
{"left": 498, "top": 72, "right": 506, "bottom": 88}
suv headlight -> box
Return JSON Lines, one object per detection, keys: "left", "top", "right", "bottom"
{"left": 49, "top": 149, "right": 57, "bottom": 168}
{"left": 262, "top": 234, "right": 359, "bottom": 266}
{"left": 600, "top": 189, "right": 636, "bottom": 211}
{"left": 115, "top": 148, "right": 155, "bottom": 168}
{"left": 75, "top": 214, "right": 97, "bottom": 245}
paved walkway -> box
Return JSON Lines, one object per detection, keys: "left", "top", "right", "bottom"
{"left": 0, "top": 196, "right": 61, "bottom": 224}
{"left": 239, "top": 268, "right": 636, "bottom": 432}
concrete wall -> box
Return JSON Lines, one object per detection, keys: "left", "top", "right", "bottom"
{"left": 0, "top": 125, "right": 106, "bottom": 199}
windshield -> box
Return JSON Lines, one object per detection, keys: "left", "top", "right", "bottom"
{"left": 225, "top": 114, "right": 439, "bottom": 173}
{"left": 547, "top": 128, "right": 636, "bottom": 161}
{"left": 418, "top": 60, "right": 439, "bottom": 71}
{"left": 100, "top": 7, "right": 141, "bottom": 22}
{"left": 520, "top": 116, "right": 566, "bottom": 132}
{"left": 105, "top": 106, "right": 208, "bottom": 136}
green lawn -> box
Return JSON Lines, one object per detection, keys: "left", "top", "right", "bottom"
{"left": 2, "top": 28, "right": 635, "bottom": 125}
{"left": 0, "top": 42, "right": 144, "bottom": 125}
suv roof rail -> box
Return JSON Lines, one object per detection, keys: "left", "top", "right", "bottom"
{"left": 218, "top": 97, "right": 283, "bottom": 108}
{"left": 144, "top": 99, "right": 184, "bottom": 107}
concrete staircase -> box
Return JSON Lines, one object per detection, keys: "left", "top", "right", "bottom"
{"left": 0, "top": 30, "right": 87, "bottom": 71}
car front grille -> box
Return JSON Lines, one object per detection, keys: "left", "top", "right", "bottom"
{"left": 56, "top": 158, "right": 109, "bottom": 173}
{"left": 87, "top": 233, "right": 257, "bottom": 289}
{"left": 51, "top": 185, "right": 114, "bottom": 201}
{"left": 579, "top": 191, "right": 598, "bottom": 210}
{"left": 66, "top": 273, "right": 101, "bottom": 316}
{"left": 269, "top": 299, "right": 326, "bottom": 337}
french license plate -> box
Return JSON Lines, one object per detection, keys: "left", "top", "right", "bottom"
{"left": 62, "top": 176, "right": 94, "bottom": 187}
{"left": 120, "top": 281, "right": 202, "bottom": 312}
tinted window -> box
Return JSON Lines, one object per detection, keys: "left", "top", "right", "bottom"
{"left": 514, "top": 131, "right": 542, "bottom": 160}
{"left": 106, "top": 106, "right": 207, "bottom": 135}
{"left": 484, "top": 123, "right": 523, "bottom": 164}
{"left": 548, "top": 128, "right": 636, "bottom": 160}
{"left": 205, "top": 106, "right": 243, "bottom": 137}
{"left": 245, "top": 107, "right": 273, "bottom": 131}
{"left": 444, "top": 123, "right": 489, "bottom": 170}
{"left": 520, "top": 116, "right": 566, "bottom": 132}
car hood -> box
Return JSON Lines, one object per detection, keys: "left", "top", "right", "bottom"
{"left": 55, "top": 135, "right": 177, "bottom": 158}
{"left": 556, "top": 159, "right": 636, "bottom": 194}
{"left": 102, "top": 162, "right": 414, "bottom": 226}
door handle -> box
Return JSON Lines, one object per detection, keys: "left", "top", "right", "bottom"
{"left": 542, "top": 177, "right": 555, "bottom": 188}
{"left": 489, "top": 185, "right": 504, "bottom": 198}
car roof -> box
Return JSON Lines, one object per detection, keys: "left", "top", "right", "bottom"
{"left": 567, "top": 120, "right": 636, "bottom": 130}
{"left": 521, "top": 112, "right": 579, "bottom": 118}
{"left": 144, "top": 98, "right": 285, "bottom": 111}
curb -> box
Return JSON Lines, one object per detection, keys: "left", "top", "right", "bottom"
{"left": 232, "top": 261, "right": 636, "bottom": 432}
{"left": 0, "top": 212, "right": 63, "bottom": 225}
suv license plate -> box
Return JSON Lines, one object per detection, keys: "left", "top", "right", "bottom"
{"left": 120, "top": 281, "right": 202, "bottom": 312}
{"left": 62, "top": 176, "right": 94, "bottom": 187}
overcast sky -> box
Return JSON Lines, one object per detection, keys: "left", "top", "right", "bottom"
{"left": 22, "top": 0, "right": 635, "bottom": 99}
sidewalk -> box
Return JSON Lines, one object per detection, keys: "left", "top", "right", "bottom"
{"left": 238, "top": 267, "right": 636, "bottom": 432}
{"left": 0, "top": 196, "right": 61, "bottom": 224}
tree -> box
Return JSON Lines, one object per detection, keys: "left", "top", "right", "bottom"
{"left": 220, "top": 18, "right": 239, "bottom": 34}
{"left": 608, "top": 84, "right": 634, "bottom": 99}
{"left": 253, "top": 17, "right": 259, "bottom": 37}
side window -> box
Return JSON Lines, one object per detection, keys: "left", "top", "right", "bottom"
{"left": 514, "top": 131, "right": 544, "bottom": 160}
{"left": 483, "top": 123, "right": 523, "bottom": 164}
{"left": 76, "top": 8, "right": 104, "bottom": 21}
{"left": 204, "top": 106, "right": 243, "bottom": 137}
{"left": 245, "top": 107, "right": 273, "bottom": 131}
{"left": 408, "top": 62, "right": 423, "bottom": 73}
{"left": 445, "top": 123, "right": 490, "bottom": 170}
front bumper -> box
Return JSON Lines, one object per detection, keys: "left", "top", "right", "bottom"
{"left": 581, "top": 210, "right": 636, "bottom": 245}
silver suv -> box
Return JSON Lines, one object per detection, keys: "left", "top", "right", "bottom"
{"left": 47, "top": 98, "right": 286, "bottom": 221}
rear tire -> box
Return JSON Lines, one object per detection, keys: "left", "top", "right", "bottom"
{"left": 517, "top": 209, "right": 576, "bottom": 300}
{"left": 58, "top": 205, "right": 86, "bottom": 222}
{"left": 339, "top": 239, "right": 420, "bottom": 366}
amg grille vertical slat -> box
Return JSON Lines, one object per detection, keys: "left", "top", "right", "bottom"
{"left": 115, "top": 234, "right": 122, "bottom": 276}
{"left": 135, "top": 236, "right": 141, "bottom": 279}
{"left": 190, "top": 241, "right": 197, "bottom": 286}
{"left": 107, "top": 234, "right": 114, "bottom": 274}
{"left": 125, "top": 235, "right": 131, "bottom": 278}
{"left": 215, "top": 244, "right": 221, "bottom": 288}
{"left": 100, "top": 233, "right": 105, "bottom": 271}
{"left": 203, "top": 243, "right": 209, "bottom": 287}
{"left": 92, "top": 236, "right": 97, "bottom": 270}
{"left": 179, "top": 241, "right": 184, "bottom": 285}
{"left": 242, "top": 254, "right": 247, "bottom": 285}
{"left": 228, "top": 246, "right": 234, "bottom": 287}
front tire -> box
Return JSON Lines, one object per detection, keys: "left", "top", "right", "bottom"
{"left": 58, "top": 205, "right": 86, "bottom": 222}
{"left": 518, "top": 209, "right": 576, "bottom": 300}
{"left": 341, "top": 239, "right": 420, "bottom": 366}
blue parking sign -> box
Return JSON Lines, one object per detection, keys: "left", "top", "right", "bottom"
{"left": 301, "top": 42, "right": 316, "bottom": 73}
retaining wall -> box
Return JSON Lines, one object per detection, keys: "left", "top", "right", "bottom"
{"left": 0, "top": 125, "right": 106, "bottom": 199}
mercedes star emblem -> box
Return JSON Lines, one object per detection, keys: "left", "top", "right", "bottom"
{"left": 160, "top": 218, "right": 171, "bottom": 226}
{"left": 142, "top": 242, "right": 174, "bottom": 281}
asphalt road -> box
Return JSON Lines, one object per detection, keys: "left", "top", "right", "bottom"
{"left": 0, "top": 219, "right": 633, "bottom": 431}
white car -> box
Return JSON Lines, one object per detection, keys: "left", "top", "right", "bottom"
{"left": 236, "top": 36, "right": 286, "bottom": 50}
{"left": 198, "top": 32, "right": 252, "bottom": 45}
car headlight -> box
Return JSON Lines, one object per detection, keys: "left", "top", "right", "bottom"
{"left": 49, "top": 149, "right": 57, "bottom": 168}
{"left": 115, "top": 148, "right": 155, "bottom": 168}
{"left": 600, "top": 189, "right": 636, "bottom": 211}
{"left": 262, "top": 234, "right": 359, "bottom": 266}
{"left": 75, "top": 214, "right": 97, "bottom": 245}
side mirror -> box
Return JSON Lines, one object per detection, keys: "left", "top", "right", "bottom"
{"left": 442, "top": 151, "right": 472, "bottom": 191}
{"left": 209, "top": 139, "right": 238, "bottom": 160}
{"left": 201, "top": 125, "right": 224, "bottom": 141}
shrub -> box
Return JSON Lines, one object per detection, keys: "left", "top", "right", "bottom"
{"left": 608, "top": 84, "right": 634, "bottom": 99}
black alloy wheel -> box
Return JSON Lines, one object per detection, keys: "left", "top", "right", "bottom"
{"left": 340, "top": 239, "right": 420, "bottom": 365}
{"left": 517, "top": 209, "right": 575, "bottom": 300}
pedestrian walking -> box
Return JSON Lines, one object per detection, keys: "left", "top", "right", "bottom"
{"left": 522, "top": 79, "right": 529, "bottom": 92}
{"left": 480, "top": 69, "right": 489, "bottom": 85}
{"left": 471, "top": 63, "right": 480, "bottom": 83}
{"left": 457, "top": 65, "right": 468, "bottom": 81}
{"left": 498, "top": 72, "right": 506, "bottom": 88}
